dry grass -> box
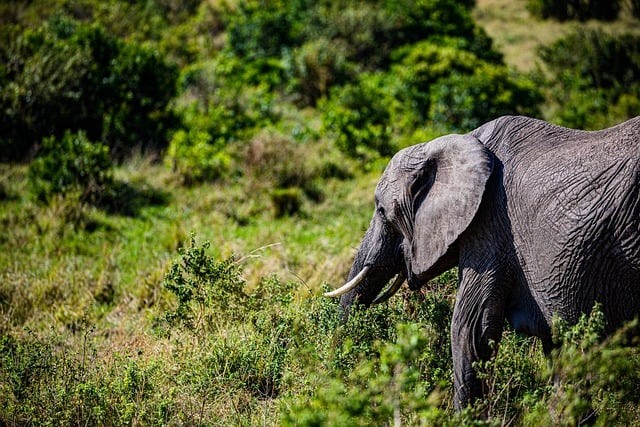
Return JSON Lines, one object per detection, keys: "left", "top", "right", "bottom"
{"left": 474, "top": 0, "right": 640, "bottom": 71}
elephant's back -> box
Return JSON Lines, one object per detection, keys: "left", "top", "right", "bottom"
{"left": 473, "top": 115, "right": 640, "bottom": 161}
{"left": 488, "top": 116, "right": 640, "bottom": 327}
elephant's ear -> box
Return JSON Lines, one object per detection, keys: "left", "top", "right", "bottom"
{"left": 410, "top": 134, "right": 494, "bottom": 275}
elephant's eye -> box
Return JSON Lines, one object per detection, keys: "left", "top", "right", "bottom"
{"left": 377, "top": 206, "right": 387, "bottom": 220}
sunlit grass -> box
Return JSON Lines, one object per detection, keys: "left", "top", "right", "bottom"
{"left": 474, "top": 0, "right": 640, "bottom": 72}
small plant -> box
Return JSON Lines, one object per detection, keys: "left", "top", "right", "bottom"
{"left": 282, "top": 322, "right": 450, "bottom": 426}
{"left": 29, "top": 130, "right": 114, "bottom": 205}
{"left": 518, "top": 305, "right": 640, "bottom": 425}
{"left": 162, "top": 236, "right": 248, "bottom": 334}
{"left": 166, "top": 128, "right": 231, "bottom": 185}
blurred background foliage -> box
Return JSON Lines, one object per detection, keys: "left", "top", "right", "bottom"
{"left": 2, "top": 0, "right": 639, "bottom": 171}
{"left": 2, "top": 0, "right": 640, "bottom": 425}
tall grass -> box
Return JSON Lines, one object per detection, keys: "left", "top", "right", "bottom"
{"left": 2, "top": 167, "right": 639, "bottom": 426}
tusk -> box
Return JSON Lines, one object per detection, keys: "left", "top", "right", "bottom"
{"left": 372, "top": 271, "right": 406, "bottom": 304}
{"left": 324, "top": 266, "right": 371, "bottom": 297}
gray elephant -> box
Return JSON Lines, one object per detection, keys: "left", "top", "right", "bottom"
{"left": 325, "top": 115, "right": 640, "bottom": 409}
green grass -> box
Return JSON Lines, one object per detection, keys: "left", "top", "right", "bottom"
{"left": 0, "top": 155, "right": 378, "bottom": 332}
{"left": 3, "top": 158, "right": 640, "bottom": 426}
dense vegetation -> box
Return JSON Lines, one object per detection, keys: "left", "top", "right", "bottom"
{"left": 1, "top": 0, "right": 640, "bottom": 425}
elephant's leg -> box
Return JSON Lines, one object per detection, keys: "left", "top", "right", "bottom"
{"left": 451, "top": 266, "right": 506, "bottom": 410}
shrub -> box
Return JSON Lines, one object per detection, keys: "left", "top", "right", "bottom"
{"left": 224, "top": 0, "right": 307, "bottom": 59}
{"left": 165, "top": 128, "right": 231, "bottom": 185}
{"left": 162, "top": 237, "right": 248, "bottom": 334}
{"left": 283, "top": 322, "right": 453, "bottom": 426}
{"left": 429, "top": 64, "right": 543, "bottom": 131}
{"left": 215, "top": 0, "right": 502, "bottom": 103}
{"left": 168, "top": 57, "right": 280, "bottom": 185}
{"left": 321, "top": 73, "right": 397, "bottom": 158}
{"left": 100, "top": 39, "right": 178, "bottom": 156}
{"left": 28, "top": 130, "right": 114, "bottom": 205}
{"left": 527, "top": 0, "right": 623, "bottom": 21}
{"left": 0, "top": 328, "right": 174, "bottom": 426}
{"left": 309, "top": 0, "right": 498, "bottom": 69}
{"left": 391, "top": 40, "right": 484, "bottom": 119}
{"left": 0, "top": 16, "right": 177, "bottom": 160}
{"left": 539, "top": 29, "right": 640, "bottom": 128}
{"left": 540, "top": 29, "right": 640, "bottom": 91}
{"left": 522, "top": 306, "right": 640, "bottom": 425}
{"left": 286, "top": 37, "right": 354, "bottom": 107}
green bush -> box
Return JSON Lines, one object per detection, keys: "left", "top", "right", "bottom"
{"left": 539, "top": 29, "right": 640, "bottom": 128}
{"left": 0, "top": 16, "right": 177, "bottom": 160}
{"left": 224, "top": 0, "right": 307, "bottom": 59}
{"left": 527, "top": 0, "right": 623, "bottom": 21}
{"left": 166, "top": 128, "right": 231, "bottom": 185}
{"left": 283, "top": 323, "right": 436, "bottom": 426}
{"left": 28, "top": 130, "right": 114, "bottom": 205}
{"left": 161, "top": 239, "right": 298, "bottom": 402}
{"left": 321, "top": 73, "right": 397, "bottom": 158}
{"left": 540, "top": 29, "right": 640, "bottom": 91}
{"left": 215, "top": 0, "right": 502, "bottom": 103}
{"left": 168, "top": 56, "right": 280, "bottom": 185}
{"left": 0, "top": 331, "right": 176, "bottom": 426}
{"left": 286, "top": 37, "right": 354, "bottom": 107}
{"left": 322, "top": 40, "right": 542, "bottom": 143}
{"left": 162, "top": 237, "right": 249, "bottom": 334}
{"left": 523, "top": 306, "right": 640, "bottom": 425}
{"left": 429, "top": 64, "right": 543, "bottom": 131}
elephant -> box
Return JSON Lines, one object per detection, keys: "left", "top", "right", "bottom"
{"left": 324, "top": 115, "right": 640, "bottom": 409}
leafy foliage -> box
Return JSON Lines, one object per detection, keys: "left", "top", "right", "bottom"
{"left": 321, "top": 73, "right": 397, "bottom": 158}
{"left": 29, "top": 131, "right": 113, "bottom": 205}
{"left": 162, "top": 237, "right": 248, "bottom": 333}
{"left": 0, "top": 15, "right": 177, "bottom": 160}
{"left": 395, "top": 40, "right": 542, "bottom": 131}
{"left": 527, "top": 0, "right": 626, "bottom": 21}
{"left": 524, "top": 306, "right": 640, "bottom": 425}
{"left": 539, "top": 29, "right": 640, "bottom": 129}
{"left": 166, "top": 128, "right": 231, "bottom": 185}
{"left": 429, "top": 63, "right": 543, "bottom": 131}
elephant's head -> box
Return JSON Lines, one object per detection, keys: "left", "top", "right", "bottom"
{"left": 326, "top": 134, "right": 494, "bottom": 312}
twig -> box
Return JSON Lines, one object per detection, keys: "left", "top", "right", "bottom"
{"left": 235, "top": 242, "right": 282, "bottom": 264}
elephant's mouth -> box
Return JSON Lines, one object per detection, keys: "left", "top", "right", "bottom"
{"left": 371, "top": 270, "right": 406, "bottom": 304}
{"left": 324, "top": 267, "right": 406, "bottom": 305}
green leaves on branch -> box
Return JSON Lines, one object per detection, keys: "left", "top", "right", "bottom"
{"left": 166, "top": 129, "right": 231, "bottom": 185}
{"left": 163, "top": 237, "right": 248, "bottom": 334}
{"left": 321, "top": 39, "right": 542, "bottom": 158}
{"left": 321, "top": 74, "right": 396, "bottom": 159}
{"left": 0, "top": 16, "right": 177, "bottom": 160}
{"left": 539, "top": 29, "right": 640, "bottom": 129}
{"left": 29, "top": 131, "right": 113, "bottom": 205}
{"left": 524, "top": 305, "right": 640, "bottom": 425}
{"left": 429, "top": 64, "right": 543, "bottom": 131}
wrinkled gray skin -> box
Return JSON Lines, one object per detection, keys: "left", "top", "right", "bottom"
{"left": 336, "top": 115, "right": 640, "bottom": 410}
